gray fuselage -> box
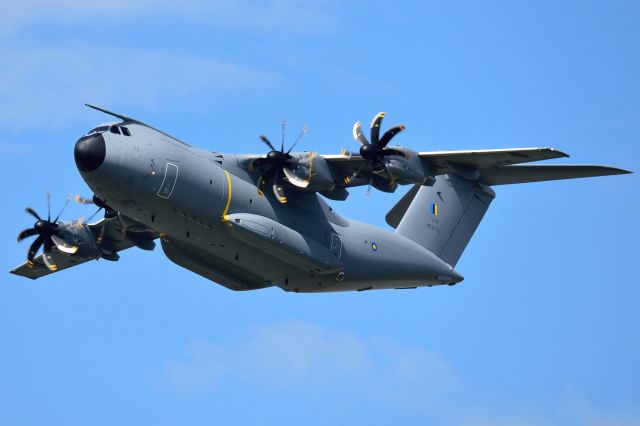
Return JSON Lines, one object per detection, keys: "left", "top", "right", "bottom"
{"left": 76, "top": 122, "right": 461, "bottom": 292}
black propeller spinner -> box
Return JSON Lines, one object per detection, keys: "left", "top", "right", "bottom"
{"left": 249, "top": 122, "right": 308, "bottom": 203}
{"left": 17, "top": 193, "right": 71, "bottom": 269}
{"left": 344, "top": 112, "right": 406, "bottom": 184}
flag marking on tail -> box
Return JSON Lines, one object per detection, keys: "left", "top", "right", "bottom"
{"left": 431, "top": 203, "right": 439, "bottom": 217}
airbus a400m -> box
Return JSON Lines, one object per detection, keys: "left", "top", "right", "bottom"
{"left": 11, "top": 105, "right": 631, "bottom": 292}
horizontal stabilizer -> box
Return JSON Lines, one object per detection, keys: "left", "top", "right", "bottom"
{"left": 386, "top": 184, "right": 421, "bottom": 228}
{"left": 479, "top": 165, "right": 631, "bottom": 185}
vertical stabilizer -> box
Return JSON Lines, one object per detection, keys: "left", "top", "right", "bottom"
{"left": 395, "top": 174, "right": 495, "bottom": 267}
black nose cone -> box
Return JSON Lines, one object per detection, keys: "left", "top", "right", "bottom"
{"left": 74, "top": 133, "right": 106, "bottom": 172}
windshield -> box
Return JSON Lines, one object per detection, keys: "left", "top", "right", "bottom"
{"left": 85, "top": 126, "right": 109, "bottom": 136}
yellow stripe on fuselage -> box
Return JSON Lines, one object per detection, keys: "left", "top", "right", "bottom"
{"left": 222, "top": 170, "right": 232, "bottom": 221}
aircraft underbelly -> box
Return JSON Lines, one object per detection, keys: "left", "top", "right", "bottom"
{"left": 161, "top": 237, "right": 271, "bottom": 291}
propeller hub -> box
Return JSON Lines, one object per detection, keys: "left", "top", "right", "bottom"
{"left": 267, "top": 150, "right": 286, "bottom": 167}
{"left": 359, "top": 143, "right": 378, "bottom": 161}
{"left": 34, "top": 220, "right": 56, "bottom": 235}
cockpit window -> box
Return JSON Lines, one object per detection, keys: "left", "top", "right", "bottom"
{"left": 121, "top": 126, "right": 131, "bottom": 136}
{"left": 86, "top": 126, "right": 109, "bottom": 135}
{"left": 109, "top": 126, "right": 121, "bottom": 134}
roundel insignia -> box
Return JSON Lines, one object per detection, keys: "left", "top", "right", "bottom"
{"left": 371, "top": 242, "right": 378, "bottom": 252}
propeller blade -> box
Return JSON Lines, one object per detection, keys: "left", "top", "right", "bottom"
{"left": 75, "top": 194, "right": 94, "bottom": 205}
{"left": 17, "top": 228, "right": 37, "bottom": 242}
{"left": 257, "top": 167, "right": 277, "bottom": 196}
{"left": 352, "top": 121, "right": 370, "bottom": 146}
{"left": 42, "top": 250, "right": 58, "bottom": 272}
{"left": 73, "top": 217, "right": 84, "bottom": 230}
{"left": 378, "top": 125, "right": 406, "bottom": 149}
{"left": 44, "top": 236, "right": 53, "bottom": 253}
{"left": 117, "top": 214, "right": 128, "bottom": 236}
{"left": 344, "top": 161, "right": 369, "bottom": 184}
{"left": 46, "top": 191, "right": 51, "bottom": 221}
{"left": 259, "top": 135, "right": 277, "bottom": 152}
{"left": 286, "top": 125, "right": 308, "bottom": 154}
{"left": 53, "top": 195, "right": 72, "bottom": 222}
{"left": 96, "top": 221, "right": 108, "bottom": 244}
{"left": 369, "top": 112, "right": 386, "bottom": 147}
{"left": 272, "top": 169, "right": 287, "bottom": 203}
{"left": 51, "top": 234, "right": 78, "bottom": 254}
{"left": 256, "top": 175, "right": 266, "bottom": 196}
{"left": 87, "top": 207, "right": 102, "bottom": 222}
{"left": 27, "top": 235, "right": 44, "bottom": 264}
{"left": 283, "top": 167, "right": 310, "bottom": 188}
{"left": 280, "top": 120, "right": 286, "bottom": 153}
{"left": 25, "top": 207, "right": 41, "bottom": 221}
{"left": 341, "top": 149, "right": 358, "bottom": 157}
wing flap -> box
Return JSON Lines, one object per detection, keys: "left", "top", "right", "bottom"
{"left": 479, "top": 165, "right": 632, "bottom": 185}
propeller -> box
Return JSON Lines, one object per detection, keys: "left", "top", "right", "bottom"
{"left": 249, "top": 122, "right": 309, "bottom": 203}
{"left": 75, "top": 194, "right": 125, "bottom": 242}
{"left": 343, "top": 112, "right": 406, "bottom": 188}
{"left": 17, "top": 194, "right": 75, "bottom": 270}
{"left": 75, "top": 194, "right": 118, "bottom": 219}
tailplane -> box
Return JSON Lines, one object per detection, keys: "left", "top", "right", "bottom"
{"left": 394, "top": 175, "right": 495, "bottom": 267}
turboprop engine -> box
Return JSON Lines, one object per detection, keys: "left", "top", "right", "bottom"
{"left": 382, "top": 146, "right": 431, "bottom": 185}
{"left": 283, "top": 153, "right": 336, "bottom": 192}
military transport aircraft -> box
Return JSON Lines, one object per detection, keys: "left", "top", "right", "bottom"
{"left": 10, "top": 105, "right": 631, "bottom": 292}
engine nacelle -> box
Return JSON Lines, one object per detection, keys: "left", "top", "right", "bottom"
{"left": 284, "top": 153, "right": 336, "bottom": 192}
{"left": 382, "top": 146, "right": 429, "bottom": 185}
{"left": 56, "top": 221, "right": 102, "bottom": 258}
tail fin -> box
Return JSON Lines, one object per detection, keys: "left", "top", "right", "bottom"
{"left": 394, "top": 175, "right": 495, "bottom": 267}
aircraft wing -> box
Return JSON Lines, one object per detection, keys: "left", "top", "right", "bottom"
{"left": 322, "top": 147, "right": 569, "bottom": 186}
{"left": 11, "top": 248, "right": 94, "bottom": 279}
{"left": 10, "top": 217, "right": 159, "bottom": 280}
{"left": 417, "top": 147, "right": 569, "bottom": 174}
{"left": 478, "top": 164, "right": 632, "bottom": 185}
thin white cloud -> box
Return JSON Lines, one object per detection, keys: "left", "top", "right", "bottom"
{"left": 156, "top": 321, "right": 640, "bottom": 425}
{"left": 0, "top": 44, "right": 277, "bottom": 129}
{"left": 159, "top": 320, "right": 457, "bottom": 405}
{"left": 0, "top": 0, "right": 338, "bottom": 129}
{"left": 0, "top": 0, "right": 336, "bottom": 37}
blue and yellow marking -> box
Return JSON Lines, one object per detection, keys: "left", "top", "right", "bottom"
{"left": 431, "top": 203, "right": 439, "bottom": 217}
{"left": 371, "top": 242, "right": 378, "bottom": 252}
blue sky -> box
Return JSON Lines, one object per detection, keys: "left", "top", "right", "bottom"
{"left": 1, "top": 1, "right": 639, "bottom": 424}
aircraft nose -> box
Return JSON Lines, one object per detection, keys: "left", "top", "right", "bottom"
{"left": 74, "top": 133, "right": 106, "bottom": 172}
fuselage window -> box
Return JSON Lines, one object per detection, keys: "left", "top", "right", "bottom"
{"left": 121, "top": 127, "right": 131, "bottom": 136}
{"left": 110, "top": 126, "right": 121, "bottom": 134}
